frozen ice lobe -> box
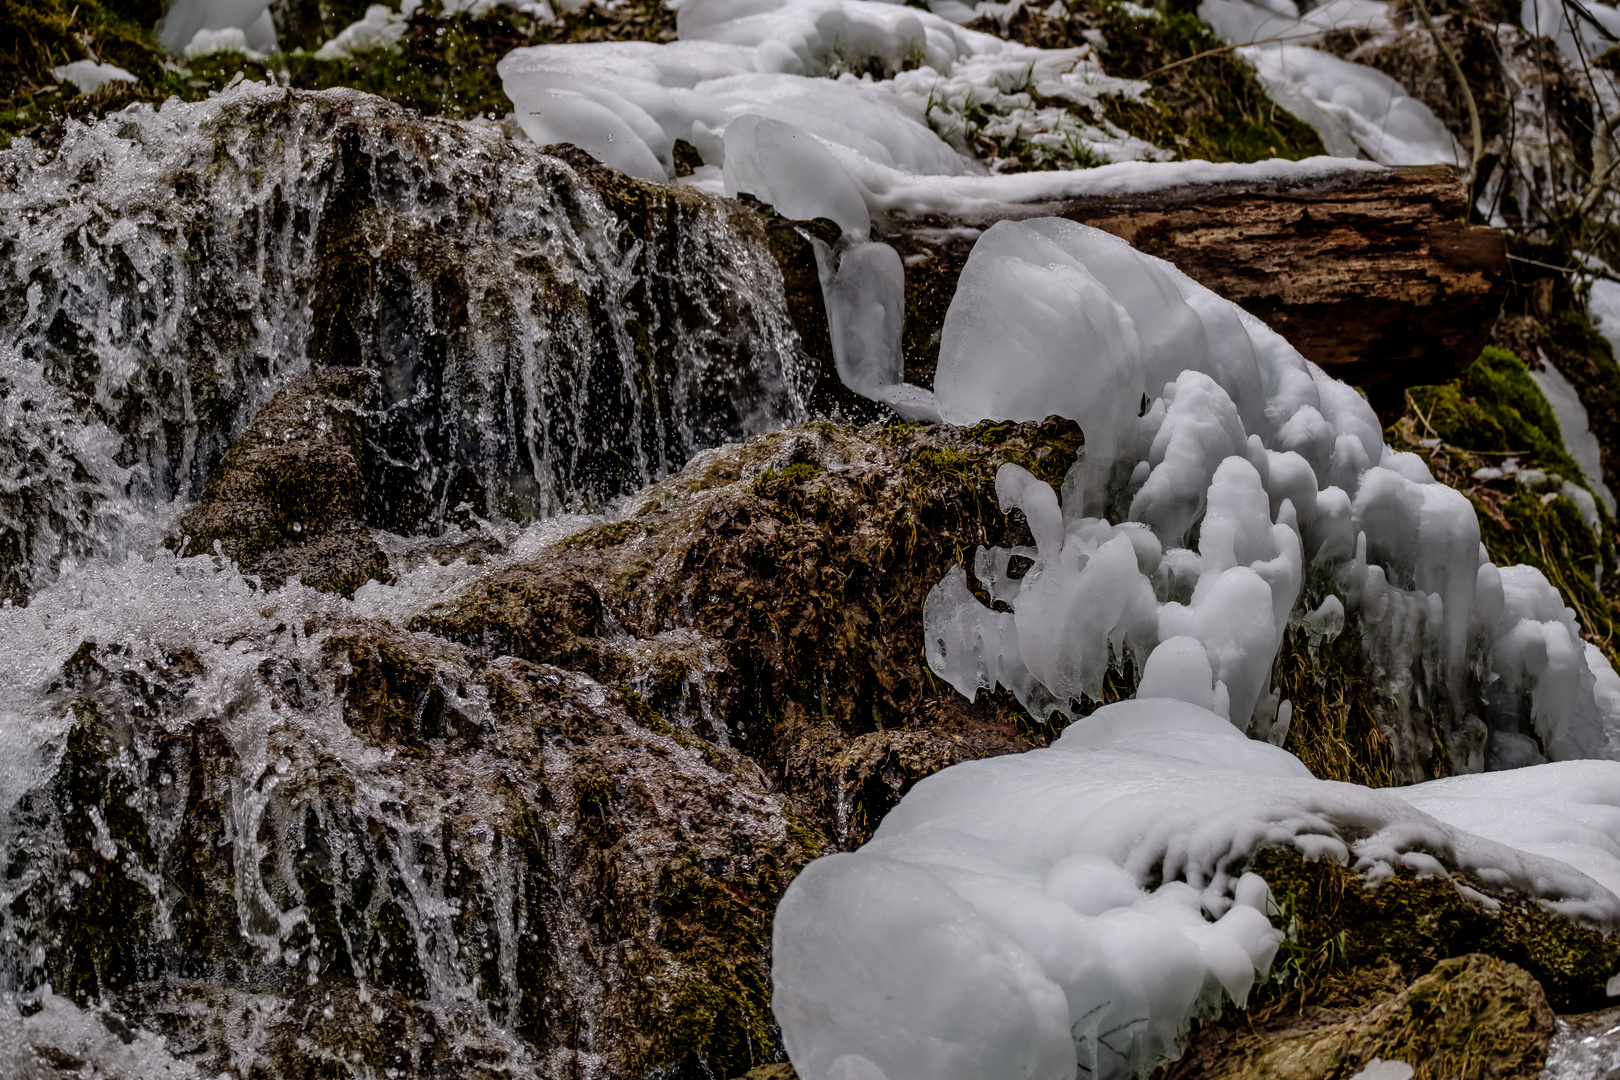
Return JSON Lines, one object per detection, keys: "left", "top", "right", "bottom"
{"left": 772, "top": 701, "right": 1620, "bottom": 1080}
{"left": 157, "top": 0, "right": 277, "bottom": 55}
{"left": 924, "top": 218, "right": 1620, "bottom": 765}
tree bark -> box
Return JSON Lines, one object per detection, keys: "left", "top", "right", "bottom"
{"left": 884, "top": 164, "right": 1506, "bottom": 419}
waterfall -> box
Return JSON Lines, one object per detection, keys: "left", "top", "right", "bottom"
{"left": 0, "top": 82, "right": 812, "bottom": 603}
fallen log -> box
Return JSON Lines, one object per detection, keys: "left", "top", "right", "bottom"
{"left": 882, "top": 163, "right": 1506, "bottom": 419}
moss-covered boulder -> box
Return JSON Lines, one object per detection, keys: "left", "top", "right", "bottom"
{"left": 412, "top": 418, "right": 1083, "bottom": 844}
{"left": 171, "top": 367, "right": 391, "bottom": 596}
{"left": 1388, "top": 343, "right": 1618, "bottom": 656}
{"left": 1169, "top": 953, "right": 1556, "bottom": 1080}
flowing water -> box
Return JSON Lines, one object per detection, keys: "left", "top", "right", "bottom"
{"left": 0, "top": 82, "right": 812, "bottom": 1077}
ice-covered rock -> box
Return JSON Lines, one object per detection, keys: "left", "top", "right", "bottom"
{"left": 1198, "top": 0, "right": 1462, "bottom": 166}
{"left": 924, "top": 217, "right": 1620, "bottom": 768}
{"left": 773, "top": 699, "right": 1620, "bottom": 1080}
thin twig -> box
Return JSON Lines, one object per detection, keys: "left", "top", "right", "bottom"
{"left": 1506, "top": 251, "right": 1620, "bottom": 283}
{"left": 1135, "top": 27, "right": 1335, "bottom": 81}
{"left": 1411, "top": 0, "right": 1484, "bottom": 193}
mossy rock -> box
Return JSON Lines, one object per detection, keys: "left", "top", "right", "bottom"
{"left": 1170, "top": 954, "right": 1555, "bottom": 1080}
{"left": 411, "top": 419, "right": 1084, "bottom": 845}
{"left": 1252, "top": 846, "right": 1620, "bottom": 1014}
{"left": 171, "top": 367, "right": 393, "bottom": 597}
{"left": 1, "top": 0, "right": 682, "bottom": 146}
{"left": 1390, "top": 344, "right": 1617, "bottom": 653}
{"left": 1165, "top": 846, "right": 1615, "bottom": 1077}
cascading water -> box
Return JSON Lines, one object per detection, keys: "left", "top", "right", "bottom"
{"left": 0, "top": 81, "right": 816, "bottom": 1078}
{"left": 0, "top": 81, "right": 812, "bottom": 602}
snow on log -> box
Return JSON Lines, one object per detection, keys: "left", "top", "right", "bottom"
{"left": 885, "top": 163, "right": 1506, "bottom": 417}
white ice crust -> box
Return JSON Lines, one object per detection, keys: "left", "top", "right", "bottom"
{"left": 1529, "top": 359, "right": 1617, "bottom": 516}
{"left": 50, "top": 60, "right": 139, "bottom": 94}
{"left": 773, "top": 700, "right": 1620, "bottom": 1080}
{"left": 498, "top": 0, "right": 1178, "bottom": 233}
{"left": 1197, "top": 0, "right": 1462, "bottom": 166}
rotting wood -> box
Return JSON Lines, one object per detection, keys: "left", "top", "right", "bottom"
{"left": 883, "top": 165, "right": 1506, "bottom": 419}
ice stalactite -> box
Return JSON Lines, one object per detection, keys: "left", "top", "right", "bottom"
{"left": 815, "top": 238, "right": 942, "bottom": 421}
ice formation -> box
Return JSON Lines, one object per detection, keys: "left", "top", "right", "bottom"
{"left": 1523, "top": 0, "right": 1620, "bottom": 65}
{"left": 498, "top": 0, "right": 1164, "bottom": 231}
{"left": 1528, "top": 360, "right": 1617, "bottom": 516}
{"left": 773, "top": 700, "right": 1620, "bottom": 1080}
{"left": 50, "top": 60, "right": 138, "bottom": 95}
{"left": 1198, "top": 0, "right": 1462, "bottom": 166}
{"left": 769, "top": 219, "right": 1620, "bottom": 1077}
{"left": 156, "top": 0, "right": 278, "bottom": 55}
{"left": 924, "top": 217, "right": 1620, "bottom": 771}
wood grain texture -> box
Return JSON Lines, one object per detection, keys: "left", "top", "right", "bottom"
{"left": 885, "top": 164, "right": 1506, "bottom": 417}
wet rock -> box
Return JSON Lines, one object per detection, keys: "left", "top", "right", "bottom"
{"left": 1167, "top": 954, "right": 1555, "bottom": 1080}
{"left": 171, "top": 367, "right": 391, "bottom": 597}
{"left": 1, "top": 84, "right": 812, "bottom": 568}
{"left": 413, "top": 418, "right": 1084, "bottom": 846}
{"left": 15, "top": 621, "right": 804, "bottom": 1078}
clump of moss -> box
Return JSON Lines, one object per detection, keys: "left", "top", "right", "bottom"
{"left": 1250, "top": 846, "right": 1620, "bottom": 1015}
{"left": 621, "top": 855, "right": 786, "bottom": 1078}
{"left": 1390, "top": 346, "right": 1615, "bottom": 651}
{"left": 0, "top": 0, "right": 170, "bottom": 145}
{"left": 1, "top": 0, "right": 678, "bottom": 147}
{"left": 977, "top": 0, "right": 1325, "bottom": 165}
{"left": 1272, "top": 618, "right": 1404, "bottom": 788}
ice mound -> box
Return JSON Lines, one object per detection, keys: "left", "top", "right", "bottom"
{"left": 928, "top": 218, "right": 1620, "bottom": 770}
{"left": 1198, "top": 0, "right": 1462, "bottom": 166}
{"left": 157, "top": 0, "right": 277, "bottom": 55}
{"left": 772, "top": 699, "right": 1620, "bottom": 1080}
{"left": 498, "top": 0, "right": 1158, "bottom": 230}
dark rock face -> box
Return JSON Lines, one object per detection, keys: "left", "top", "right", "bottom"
{"left": 172, "top": 367, "right": 390, "bottom": 596}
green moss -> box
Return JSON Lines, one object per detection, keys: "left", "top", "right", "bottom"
{"left": 1392, "top": 346, "right": 1615, "bottom": 651}
{"left": 0, "top": 0, "right": 169, "bottom": 146}
{"left": 752, "top": 461, "right": 824, "bottom": 495}
{"left": 903, "top": 444, "right": 979, "bottom": 482}
{"left": 1405, "top": 347, "right": 1582, "bottom": 479}
{"left": 1249, "top": 846, "right": 1620, "bottom": 1015}
{"left": 559, "top": 519, "right": 655, "bottom": 552}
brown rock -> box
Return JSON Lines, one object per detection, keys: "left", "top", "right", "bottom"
{"left": 171, "top": 366, "right": 392, "bottom": 597}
